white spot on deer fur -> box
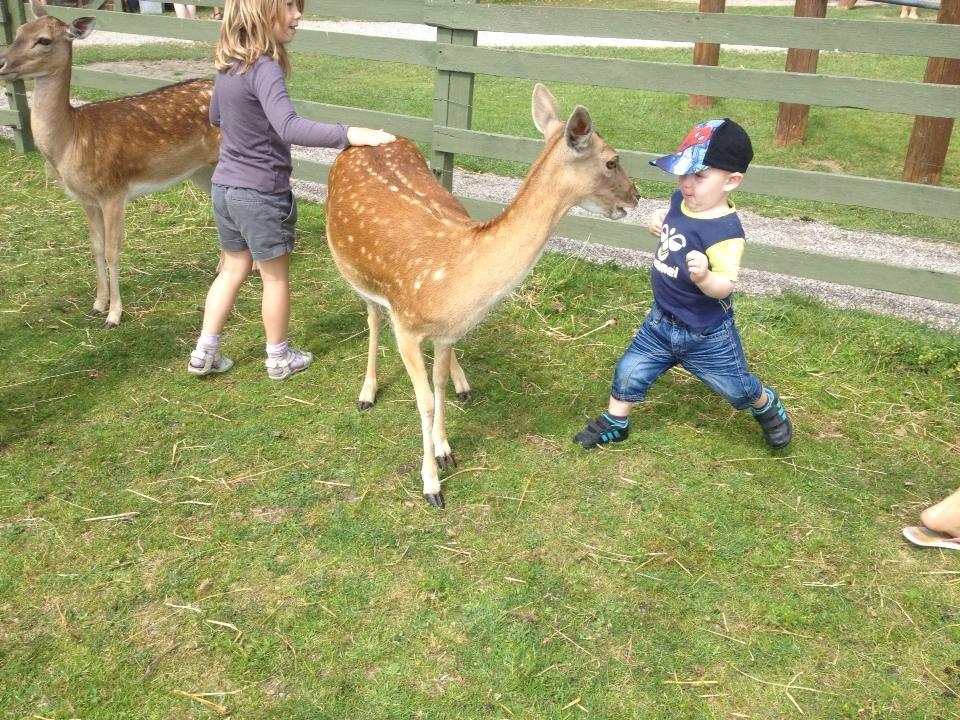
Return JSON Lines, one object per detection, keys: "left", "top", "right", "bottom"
{"left": 414, "top": 280, "right": 423, "bottom": 290}
{"left": 390, "top": 185, "right": 399, "bottom": 192}
{"left": 432, "top": 269, "right": 445, "bottom": 281}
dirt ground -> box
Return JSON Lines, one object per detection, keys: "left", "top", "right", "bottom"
{"left": 85, "top": 59, "right": 213, "bottom": 80}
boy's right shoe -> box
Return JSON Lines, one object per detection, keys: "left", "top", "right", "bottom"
{"left": 187, "top": 348, "right": 234, "bottom": 376}
{"left": 751, "top": 387, "right": 793, "bottom": 449}
{"left": 573, "top": 413, "right": 630, "bottom": 449}
{"left": 266, "top": 347, "right": 313, "bottom": 380}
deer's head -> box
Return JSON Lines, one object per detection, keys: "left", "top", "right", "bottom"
{"left": 531, "top": 83, "right": 639, "bottom": 220}
{"left": 0, "top": 0, "right": 95, "bottom": 82}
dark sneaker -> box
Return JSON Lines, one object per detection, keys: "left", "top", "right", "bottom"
{"left": 188, "top": 348, "right": 234, "bottom": 376}
{"left": 751, "top": 388, "right": 792, "bottom": 449}
{"left": 573, "top": 413, "right": 630, "bottom": 449}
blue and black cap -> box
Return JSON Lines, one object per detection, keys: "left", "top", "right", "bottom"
{"left": 650, "top": 119, "right": 753, "bottom": 175}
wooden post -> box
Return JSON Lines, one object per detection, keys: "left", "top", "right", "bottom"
{"left": 689, "top": 0, "right": 725, "bottom": 110}
{"left": 431, "top": 0, "right": 477, "bottom": 192}
{"left": 903, "top": 0, "right": 960, "bottom": 185}
{"left": 1, "top": 0, "right": 35, "bottom": 154}
{"left": 774, "top": 0, "right": 827, "bottom": 146}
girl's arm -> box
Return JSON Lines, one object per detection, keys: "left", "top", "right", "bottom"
{"left": 210, "top": 86, "right": 220, "bottom": 127}
{"left": 254, "top": 60, "right": 350, "bottom": 148}
{"left": 253, "top": 60, "right": 394, "bottom": 148}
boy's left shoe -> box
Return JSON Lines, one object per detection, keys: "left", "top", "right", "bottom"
{"left": 751, "top": 388, "right": 792, "bottom": 449}
{"left": 573, "top": 413, "right": 630, "bottom": 449}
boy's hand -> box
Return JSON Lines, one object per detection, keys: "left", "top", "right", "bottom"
{"left": 347, "top": 127, "right": 397, "bottom": 147}
{"left": 647, "top": 209, "right": 667, "bottom": 237}
{"left": 686, "top": 250, "right": 710, "bottom": 283}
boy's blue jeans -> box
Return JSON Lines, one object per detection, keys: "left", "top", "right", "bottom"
{"left": 611, "top": 304, "right": 763, "bottom": 410}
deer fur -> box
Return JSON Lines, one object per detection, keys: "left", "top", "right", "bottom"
{"left": 326, "top": 83, "right": 639, "bottom": 507}
{"left": 0, "top": 0, "right": 220, "bottom": 328}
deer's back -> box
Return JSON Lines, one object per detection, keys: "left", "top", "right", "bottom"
{"left": 58, "top": 79, "right": 220, "bottom": 198}
{"left": 327, "top": 137, "right": 473, "bottom": 238}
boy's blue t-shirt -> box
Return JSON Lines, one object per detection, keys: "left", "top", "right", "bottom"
{"left": 651, "top": 190, "right": 745, "bottom": 331}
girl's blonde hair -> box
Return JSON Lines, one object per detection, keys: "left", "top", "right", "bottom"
{"left": 214, "top": 0, "right": 303, "bottom": 76}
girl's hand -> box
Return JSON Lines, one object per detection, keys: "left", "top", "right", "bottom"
{"left": 686, "top": 250, "right": 709, "bottom": 283}
{"left": 347, "top": 127, "right": 397, "bottom": 147}
{"left": 648, "top": 209, "right": 667, "bottom": 237}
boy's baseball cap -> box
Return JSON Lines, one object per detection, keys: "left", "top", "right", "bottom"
{"left": 650, "top": 119, "right": 753, "bottom": 175}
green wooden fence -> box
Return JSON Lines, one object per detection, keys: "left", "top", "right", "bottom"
{"left": 2, "top": 0, "right": 959, "bottom": 304}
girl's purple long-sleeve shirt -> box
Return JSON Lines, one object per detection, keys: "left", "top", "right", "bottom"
{"left": 210, "top": 55, "right": 349, "bottom": 193}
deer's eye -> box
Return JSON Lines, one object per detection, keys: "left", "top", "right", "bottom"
{"left": 606, "top": 158, "right": 619, "bottom": 170}
{"left": 34, "top": 37, "right": 52, "bottom": 46}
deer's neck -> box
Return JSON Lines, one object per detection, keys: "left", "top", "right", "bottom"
{"left": 479, "top": 139, "right": 576, "bottom": 277}
{"left": 31, "top": 66, "right": 76, "bottom": 161}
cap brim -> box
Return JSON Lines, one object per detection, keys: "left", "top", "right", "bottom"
{"left": 650, "top": 153, "right": 709, "bottom": 176}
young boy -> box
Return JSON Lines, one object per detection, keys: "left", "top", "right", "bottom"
{"left": 574, "top": 118, "right": 792, "bottom": 451}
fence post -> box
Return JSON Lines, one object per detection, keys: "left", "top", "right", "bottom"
{"left": 774, "top": 0, "right": 827, "bottom": 146}
{"left": 689, "top": 0, "right": 725, "bottom": 110}
{"left": 902, "top": 0, "right": 960, "bottom": 185}
{"left": 430, "top": 0, "right": 477, "bottom": 192}
{"left": 1, "top": 0, "right": 35, "bottom": 153}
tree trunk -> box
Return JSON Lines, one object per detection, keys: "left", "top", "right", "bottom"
{"left": 689, "top": 0, "right": 726, "bottom": 110}
{"left": 774, "top": 0, "right": 828, "bottom": 146}
{"left": 903, "top": 0, "right": 960, "bottom": 185}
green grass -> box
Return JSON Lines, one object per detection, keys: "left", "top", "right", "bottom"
{"left": 67, "top": 33, "right": 960, "bottom": 243}
{"left": 2, "top": 135, "right": 960, "bottom": 718}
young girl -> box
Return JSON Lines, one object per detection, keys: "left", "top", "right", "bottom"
{"left": 188, "top": 0, "right": 395, "bottom": 380}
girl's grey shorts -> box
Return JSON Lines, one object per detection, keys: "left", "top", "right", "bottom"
{"left": 212, "top": 184, "right": 298, "bottom": 262}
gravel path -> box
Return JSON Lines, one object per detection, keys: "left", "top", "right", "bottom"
{"left": 3, "top": 15, "right": 958, "bottom": 333}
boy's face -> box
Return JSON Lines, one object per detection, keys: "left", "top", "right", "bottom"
{"left": 677, "top": 167, "right": 743, "bottom": 213}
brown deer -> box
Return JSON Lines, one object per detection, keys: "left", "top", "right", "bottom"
{"left": 0, "top": 0, "right": 220, "bottom": 328}
{"left": 326, "top": 83, "right": 639, "bottom": 508}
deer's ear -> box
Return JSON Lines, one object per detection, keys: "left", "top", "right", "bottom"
{"left": 532, "top": 83, "right": 561, "bottom": 136}
{"left": 564, "top": 106, "right": 594, "bottom": 153}
{"left": 67, "top": 17, "right": 96, "bottom": 41}
{"left": 30, "top": 0, "right": 47, "bottom": 19}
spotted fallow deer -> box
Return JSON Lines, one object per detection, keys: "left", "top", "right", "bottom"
{"left": 0, "top": 0, "right": 220, "bottom": 328}
{"left": 326, "top": 83, "right": 639, "bottom": 508}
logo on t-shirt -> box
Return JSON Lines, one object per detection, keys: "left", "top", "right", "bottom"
{"left": 656, "top": 222, "right": 686, "bottom": 261}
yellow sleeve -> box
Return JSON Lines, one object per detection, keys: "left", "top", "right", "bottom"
{"left": 705, "top": 238, "right": 745, "bottom": 282}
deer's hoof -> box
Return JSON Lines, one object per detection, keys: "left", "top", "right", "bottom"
{"left": 457, "top": 391, "right": 472, "bottom": 403}
{"left": 435, "top": 453, "right": 458, "bottom": 471}
{"left": 423, "top": 492, "right": 445, "bottom": 509}
{"left": 102, "top": 321, "right": 118, "bottom": 330}
{"left": 85, "top": 308, "right": 105, "bottom": 318}
{"left": 357, "top": 400, "right": 374, "bottom": 411}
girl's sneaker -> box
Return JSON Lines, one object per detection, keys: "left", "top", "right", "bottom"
{"left": 187, "top": 348, "right": 234, "bottom": 376}
{"left": 266, "top": 347, "right": 313, "bottom": 380}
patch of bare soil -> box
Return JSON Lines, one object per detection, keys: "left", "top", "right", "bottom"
{"left": 85, "top": 59, "right": 213, "bottom": 81}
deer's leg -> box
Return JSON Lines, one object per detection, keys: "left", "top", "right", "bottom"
{"left": 81, "top": 203, "right": 109, "bottom": 319}
{"left": 449, "top": 348, "right": 471, "bottom": 402}
{"left": 100, "top": 198, "right": 127, "bottom": 329}
{"left": 432, "top": 339, "right": 457, "bottom": 471}
{"left": 394, "top": 328, "right": 443, "bottom": 508}
{"left": 358, "top": 301, "right": 382, "bottom": 411}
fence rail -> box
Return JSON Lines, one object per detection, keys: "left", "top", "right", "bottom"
{"left": 2, "top": 0, "right": 959, "bottom": 304}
